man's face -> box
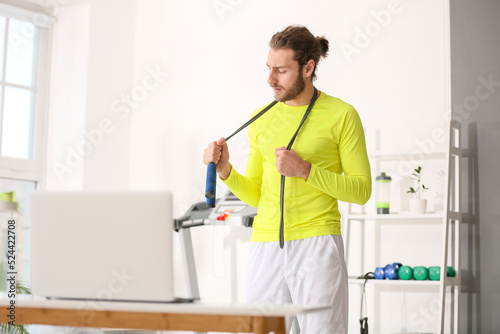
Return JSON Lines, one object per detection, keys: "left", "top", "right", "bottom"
{"left": 267, "top": 48, "right": 305, "bottom": 102}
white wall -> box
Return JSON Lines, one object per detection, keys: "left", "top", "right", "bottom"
{"left": 45, "top": 0, "right": 451, "bottom": 333}
{"left": 45, "top": 2, "right": 90, "bottom": 189}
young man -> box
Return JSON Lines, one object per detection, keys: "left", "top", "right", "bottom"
{"left": 203, "top": 25, "right": 371, "bottom": 333}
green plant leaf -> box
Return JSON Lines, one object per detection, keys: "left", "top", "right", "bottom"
{"left": 0, "top": 323, "right": 29, "bottom": 334}
{"left": 16, "top": 284, "right": 31, "bottom": 295}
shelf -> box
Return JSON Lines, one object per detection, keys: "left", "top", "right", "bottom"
{"left": 349, "top": 276, "right": 459, "bottom": 287}
{"left": 346, "top": 122, "right": 462, "bottom": 333}
{"left": 367, "top": 150, "right": 447, "bottom": 161}
{"left": 348, "top": 276, "right": 440, "bottom": 286}
{"left": 346, "top": 212, "right": 444, "bottom": 220}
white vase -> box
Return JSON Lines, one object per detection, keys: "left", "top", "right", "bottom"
{"left": 409, "top": 199, "right": 427, "bottom": 214}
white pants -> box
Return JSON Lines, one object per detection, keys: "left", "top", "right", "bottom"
{"left": 246, "top": 235, "right": 348, "bottom": 334}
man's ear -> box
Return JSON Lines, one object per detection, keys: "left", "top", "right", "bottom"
{"left": 303, "top": 59, "right": 316, "bottom": 78}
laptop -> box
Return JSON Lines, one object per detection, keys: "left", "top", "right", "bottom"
{"left": 31, "top": 191, "right": 175, "bottom": 302}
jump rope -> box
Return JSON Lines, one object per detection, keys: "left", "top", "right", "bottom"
{"left": 205, "top": 87, "right": 319, "bottom": 249}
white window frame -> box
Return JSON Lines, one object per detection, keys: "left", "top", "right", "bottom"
{"left": 0, "top": 1, "right": 55, "bottom": 187}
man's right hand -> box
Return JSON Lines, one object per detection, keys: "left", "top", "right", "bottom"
{"left": 203, "top": 137, "right": 232, "bottom": 180}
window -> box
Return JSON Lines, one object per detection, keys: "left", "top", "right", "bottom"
{"left": 0, "top": 16, "right": 39, "bottom": 159}
{"left": 0, "top": 3, "right": 54, "bottom": 288}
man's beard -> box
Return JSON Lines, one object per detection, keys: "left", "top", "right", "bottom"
{"left": 273, "top": 71, "right": 306, "bottom": 102}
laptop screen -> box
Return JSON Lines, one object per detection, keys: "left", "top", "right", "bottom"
{"left": 31, "top": 191, "right": 174, "bottom": 302}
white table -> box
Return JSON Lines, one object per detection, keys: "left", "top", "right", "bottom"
{"left": 0, "top": 298, "right": 329, "bottom": 333}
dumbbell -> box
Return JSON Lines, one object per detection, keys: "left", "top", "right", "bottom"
{"left": 399, "top": 266, "right": 457, "bottom": 280}
{"left": 429, "top": 266, "right": 457, "bottom": 280}
{"left": 374, "top": 262, "right": 403, "bottom": 280}
{"left": 384, "top": 262, "right": 402, "bottom": 280}
{"left": 413, "top": 266, "right": 429, "bottom": 280}
{"left": 399, "top": 266, "right": 413, "bottom": 280}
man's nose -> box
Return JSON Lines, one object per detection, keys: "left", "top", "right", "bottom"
{"left": 267, "top": 70, "right": 277, "bottom": 85}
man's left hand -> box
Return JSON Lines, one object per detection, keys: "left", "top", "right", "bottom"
{"left": 275, "top": 146, "right": 312, "bottom": 180}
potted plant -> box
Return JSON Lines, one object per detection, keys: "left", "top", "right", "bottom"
{"left": 407, "top": 166, "right": 429, "bottom": 214}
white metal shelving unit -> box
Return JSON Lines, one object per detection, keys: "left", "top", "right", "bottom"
{"left": 344, "top": 120, "right": 462, "bottom": 334}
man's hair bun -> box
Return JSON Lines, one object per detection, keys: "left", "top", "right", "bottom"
{"left": 316, "top": 36, "right": 329, "bottom": 58}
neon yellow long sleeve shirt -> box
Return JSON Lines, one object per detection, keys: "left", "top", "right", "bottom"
{"left": 223, "top": 92, "right": 371, "bottom": 242}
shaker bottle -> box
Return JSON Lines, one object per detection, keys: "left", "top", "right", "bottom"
{"left": 376, "top": 172, "right": 392, "bottom": 214}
